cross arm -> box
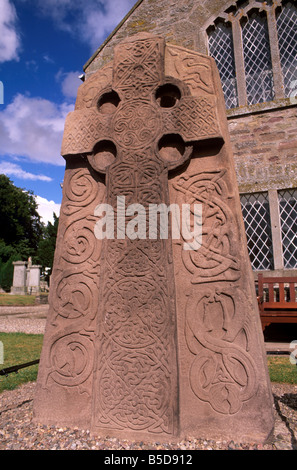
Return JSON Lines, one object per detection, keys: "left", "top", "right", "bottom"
{"left": 162, "top": 96, "right": 223, "bottom": 143}
{"left": 61, "top": 108, "right": 113, "bottom": 157}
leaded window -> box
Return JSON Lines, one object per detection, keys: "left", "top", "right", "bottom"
{"left": 240, "top": 192, "right": 274, "bottom": 270}
{"left": 207, "top": 0, "right": 297, "bottom": 109}
{"left": 278, "top": 189, "right": 297, "bottom": 268}
{"left": 276, "top": 1, "right": 297, "bottom": 97}
{"left": 208, "top": 22, "right": 238, "bottom": 109}
{"left": 242, "top": 12, "right": 274, "bottom": 105}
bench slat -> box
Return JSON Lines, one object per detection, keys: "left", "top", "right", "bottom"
{"left": 258, "top": 273, "right": 297, "bottom": 330}
{"left": 290, "top": 283, "right": 296, "bottom": 303}
{"left": 262, "top": 302, "right": 297, "bottom": 309}
{"left": 279, "top": 282, "right": 285, "bottom": 302}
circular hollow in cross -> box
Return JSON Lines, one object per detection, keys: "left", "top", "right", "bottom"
{"left": 97, "top": 90, "right": 120, "bottom": 114}
{"left": 158, "top": 134, "right": 186, "bottom": 163}
{"left": 89, "top": 140, "right": 117, "bottom": 173}
{"left": 155, "top": 84, "right": 181, "bottom": 108}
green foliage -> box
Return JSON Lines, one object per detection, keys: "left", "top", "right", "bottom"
{"left": 36, "top": 213, "right": 59, "bottom": 281}
{"left": 0, "top": 240, "right": 15, "bottom": 263}
{"left": 0, "top": 175, "right": 45, "bottom": 291}
{"left": 0, "top": 254, "right": 20, "bottom": 292}
{"left": 0, "top": 175, "right": 43, "bottom": 255}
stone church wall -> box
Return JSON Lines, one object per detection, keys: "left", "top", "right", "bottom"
{"left": 83, "top": 0, "right": 297, "bottom": 275}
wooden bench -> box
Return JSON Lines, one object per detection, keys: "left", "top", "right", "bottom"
{"left": 258, "top": 273, "right": 297, "bottom": 331}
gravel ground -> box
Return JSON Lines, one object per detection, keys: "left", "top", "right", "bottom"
{"left": 0, "top": 380, "right": 296, "bottom": 450}
{"left": 0, "top": 317, "right": 46, "bottom": 334}
{"left": 0, "top": 306, "right": 48, "bottom": 335}
{"left": 0, "top": 316, "right": 297, "bottom": 450}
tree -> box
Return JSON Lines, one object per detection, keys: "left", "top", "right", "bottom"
{"left": 0, "top": 253, "right": 20, "bottom": 292}
{"left": 36, "top": 213, "right": 59, "bottom": 282}
{"left": 0, "top": 175, "right": 43, "bottom": 258}
{"left": 0, "top": 175, "right": 43, "bottom": 291}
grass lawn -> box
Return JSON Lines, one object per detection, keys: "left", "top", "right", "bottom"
{"left": 0, "top": 332, "right": 296, "bottom": 394}
{"left": 267, "top": 355, "right": 297, "bottom": 384}
{"left": 0, "top": 332, "right": 43, "bottom": 393}
{"left": 0, "top": 294, "right": 36, "bottom": 306}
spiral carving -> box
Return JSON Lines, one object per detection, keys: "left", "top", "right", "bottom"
{"left": 54, "top": 273, "right": 97, "bottom": 320}
{"left": 41, "top": 164, "right": 103, "bottom": 401}
{"left": 63, "top": 168, "right": 98, "bottom": 215}
{"left": 113, "top": 101, "right": 160, "bottom": 149}
{"left": 49, "top": 333, "right": 94, "bottom": 388}
{"left": 62, "top": 222, "right": 96, "bottom": 265}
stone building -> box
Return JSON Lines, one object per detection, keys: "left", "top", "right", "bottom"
{"left": 83, "top": 0, "right": 297, "bottom": 277}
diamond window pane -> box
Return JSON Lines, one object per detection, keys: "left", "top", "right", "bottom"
{"left": 240, "top": 192, "right": 274, "bottom": 270}
{"left": 242, "top": 12, "right": 275, "bottom": 105}
{"left": 276, "top": 1, "right": 297, "bottom": 97}
{"left": 208, "top": 22, "right": 238, "bottom": 109}
{"left": 278, "top": 189, "right": 297, "bottom": 268}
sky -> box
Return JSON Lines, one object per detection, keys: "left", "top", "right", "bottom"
{"left": 0, "top": 0, "right": 138, "bottom": 223}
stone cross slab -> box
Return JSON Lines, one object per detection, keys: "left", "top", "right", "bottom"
{"left": 34, "top": 33, "right": 274, "bottom": 444}
{"left": 61, "top": 38, "right": 222, "bottom": 167}
{"left": 62, "top": 34, "right": 222, "bottom": 437}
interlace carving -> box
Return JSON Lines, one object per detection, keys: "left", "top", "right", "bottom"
{"left": 34, "top": 33, "right": 274, "bottom": 442}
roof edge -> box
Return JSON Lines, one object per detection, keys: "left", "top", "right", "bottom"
{"left": 83, "top": 0, "right": 145, "bottom": 71}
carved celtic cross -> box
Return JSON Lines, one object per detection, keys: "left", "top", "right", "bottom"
{"left": 34, "top": 33, "right": 274, "bottom": 444}
{"left": 61, "top": 34, "right": 224, "bottom": 435}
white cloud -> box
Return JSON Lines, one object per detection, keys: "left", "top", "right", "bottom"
{"left": 34, "top": 0, "right": 137, "bottom": 50}
{"left": 0, "top": 161, "right": 53, "bottom": 181}
{"left": 0, "top": 0, "right": 21, "bottom": 62}
{"left": 0, "top": 0, "right": 138, "bottom": 168}
{"left": 43, "top": 54, "right": 55, "bottom": 64}
{"left": 56, "top": 70, "right": 82, "bottom": 99}
{"left": 82, "top": 0, "right": 138, "bottom": 50}
{"left": 35, "top": 195, "right": 61, "bottom": 224}
{"left": 0, "top": 94, "right": 73, "bottom": 165}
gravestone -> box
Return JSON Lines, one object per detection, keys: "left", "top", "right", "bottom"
{"left": 27, "top": 265, "right": 41, "bottom": 294}
{"left": 33, "top": 33, "right": 274, "bottom": 443}
{"left": 11, "top": 261, "right": 27, "bottom": 295}
{"left": 11, "top": 260, "right": 41, "bottom": 295}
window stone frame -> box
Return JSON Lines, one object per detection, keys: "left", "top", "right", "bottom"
{"left": 205, "top": 0, "right": 295, "bottom": 111}
{"left": 240, "top": 188, "right": 297, "bottom": 273}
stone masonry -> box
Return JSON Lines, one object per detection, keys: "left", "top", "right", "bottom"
{"left": 230, "top": 106, "right": 297, "bottom": 193}
{"left": 83, "top": 0, "right": 297, "bottom": 277}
